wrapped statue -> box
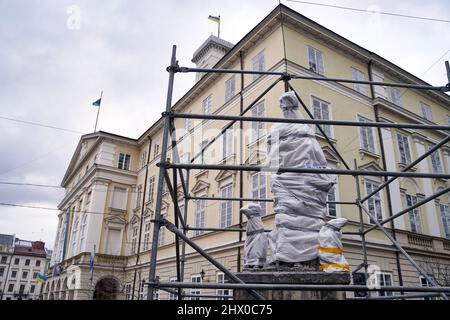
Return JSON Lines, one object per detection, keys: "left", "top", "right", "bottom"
{"left": 318, "top": 218, "right": 350, "bottom": 272}
{"left": 240, "top": 203, "right": 267, "bottom": 269}
{"left": 267, "top": 91, "right": 336, "bottom": 265}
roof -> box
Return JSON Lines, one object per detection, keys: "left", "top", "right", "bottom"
{"left": 0, "top": 234, "right": 15, "bottom": 248}
{"left": 14, "top": 244, "right": 47, "bottom": 258}
{"left": 192, "top": 35, "right": 234, "bottom": 63}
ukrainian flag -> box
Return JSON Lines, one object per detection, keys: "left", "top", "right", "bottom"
{"left": 36, "top": 273, "right": 47, "bottom": 284}
{"left": 208, "top": 15, "right": 220, "bottom": 23}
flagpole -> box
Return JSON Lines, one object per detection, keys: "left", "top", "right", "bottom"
{"left": 218, "top": 14, "right": 221, "bottom": 38}
{"left": 94, "top": 91, "right": 103, "bottom": 132}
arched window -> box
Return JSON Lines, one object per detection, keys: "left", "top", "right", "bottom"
{"left": 78, "top": 214, "right": 88, "bottom": 253}
{"left": 143, "top": 217, "right": 151, "bottom": 251}
{"left": 131, "top": 223, "right": 138, "bottom": 255}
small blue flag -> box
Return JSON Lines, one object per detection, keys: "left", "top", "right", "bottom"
{"left": 92, "top": 98, "right": 101, "bottom": 107}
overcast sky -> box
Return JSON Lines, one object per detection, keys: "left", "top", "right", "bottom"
{"left": 0, "top": 0, "right": 449, "bottom": 250}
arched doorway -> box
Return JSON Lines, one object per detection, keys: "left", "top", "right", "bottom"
{"left": 93, "top": 277, "right": 120, "bottom": 300}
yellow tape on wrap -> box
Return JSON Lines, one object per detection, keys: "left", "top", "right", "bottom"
{"left": 320, "top": 264, "right": 351, "bottom": 271}
{"left": 318, "top": 247, "right": 343, "bottom": 254}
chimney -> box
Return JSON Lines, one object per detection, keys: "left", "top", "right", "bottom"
{"left": 32, "top": 241, "right": 45, "bottom": 250}
{"left": 191, "top": 35, "right": 234, "bottom": 82}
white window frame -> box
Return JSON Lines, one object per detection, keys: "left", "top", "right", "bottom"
{"left": 153, "top": 142, "right": 160, "bottom": 159}
{"left": 148, "top": 176, "right": 155, "bottom": 202}
{"left": 429, "top": 146, "right": 443, "bottom": 173}
{"left": 225, "top": 76, "right": 236, "bottom": 102}
{"left": 70, "top": 217, "right": 79, "bottom": 256}
{"left": 222, "top": 129, "right": 233, "bottom": 159}
{"left": 216, "top": 272, "right": 232, "bottom": 300}
{"left": 406, "top": 194, "right": 422, "bottom": 234}
{"left": 311, "top": 96, "right": 332, "bottom": 138}
{"left": 358, "top": 116, "right": 376, "bottom": 153}
{"left": 125, "top": 283, "right": 132, "bottom": 300}
{"left": 351, "top": 67, "right": 366, "bottom": 94}
{"left": 118, "top": 153, "right": 131, "bottom": 170}
{"left": 140, "top": 151, "right": 147, "bottom": 169}
{"left": 143, "top": 217, "right": 151, "bottom": 251}
{"left": 169, "top": 277, "right": 177, "bottom": 300}
{"left": 307, "top": 46, "right": 324, "bottom": 75}
{"left": 420, "top": 102, "right": 433, "bottom": 121}
{"left": 397, "top": 133, "right": 412, "bottom": 165}
{"left": 419, "top": 276, "right": 437, "bottom": 300}
{"left": 194, "top": 199, "right": 206, "bottom": 236}
{"left": 376, "top": 272, "right": 394, "bottom": 297}
{"left": 219, "top": 184, "right": 233, "bottom": 228}
{"left": 251, "top": 172, "right": 267, "bottom": 215}
{"left": 199, "top": 140, "right": 209, "bottom": 165}
{"left": 327, "top": 185, "right": 338, "bottom": 217}
{"left": 131, "top": 224, "right": 138, "bottom": 254}
{"left": 135, "top": 185, "right": 142, "bottom": 209}
{"left": 78, "top": 214, "right": 87, "bottom": 253}
{"left": 390, "top": 87, "right": 402, "bottom": 106}
{"left": 157, "top": 213, "right": 166, "bottom": 247}
{"left": 202, "top": 95, "right": 212, "bottom": 115}
{"left": 250, "top": 102, "right": 266, "bottom": 143}
{"left": 440, "top": 203, "right": 450, "bottom": 239}
{"left": 365, "top": 180, "right": 383, "bottom": 223}
{"left": 252, "top": 50, "right": 265, "bottom": 80}
{"left": 190, "top": 275, "right": 202, "bottom": 300}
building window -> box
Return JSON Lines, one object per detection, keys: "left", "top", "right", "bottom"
{"left": 191, "top": 275, "right": 202, "bottom": 300}
{"left": 376, "top": 272, "right": 393, "bottom": 297}
{"left": 225, "top": 76, "right": 236, "bottom": 102}
{"left": 131, "top": 224, "right": 138, "bottom": 254}
{"left": 1, "top": 256, "right": 7, "bottom": 264}
{"left": 111, "top": 187, "right": 127, "bottom": 210}
{"left": 153, "top": 143, "right": 160, "bottom": 158}
{"left": 169, "top": 277, "right": 177, "bottom": 300}
{"left": 406, "top": 194, "right": 422, "bottom": 233}
{"left": 143, "top": 217, "right": 151, "bottom": 251}
{"left": 365, "top": 180, "right": 383, "bottom": 223}
{"left": 199, "top": 140, "right": 209, "bottom": 165}
{"left": 25, "top": 259, "right": 30, "bottom": 266}
{"left": 139, "top": 279, "right": 146, "bottom": 300}
{"left": 184, "top": 117, "right": 192, "bottom": 133}
{"left": 14, "top": 258, "right": 19, "bottom": 265}
{"left": 312, "top": 96, "right": 331, "bottom": 137}
{"left": 79, "top": 214, "right": 87, "bottom": 253}
{"left": 33, "top": 272, "right": 38, "bottom": 279}
{"left": 153, "top": 289, "right": 159, "bottom": 300}
{"left": 419, "top": 276, "right": 437, "bottom": 300}
{"left": 351, "top": 68, "right": 366, "bottom": 94}
{"left": 429, "top": 146, "right": 443, "bottom": 173}
{"left": 308, "top": 46, "right": 324, "bottom": 75}
{"left": 148, "top": 176, "right": 155, "bottom": 201}
{"left": 216, "top": 272, "right": 231, "bottom": 300}
{"left": 439, "top": 203, "right": 450, "bottom": 239}
{"left": 194, "top": 200, "right": 206, "bottom": 236}
{"left": 0, "top": 267, "right": 4, "bottom": 277}
{"left": 11, "top": 270, "right": 17, "bottom": 278}
{"left": 118, "top": 153, "right": 131, "bottom": 170}
{"left": 358, "top": 116, "right": 375, "bottom": 153}
{"left": 141, "top": 151, "right": 147, "bottom": 169}
{"left": 389, "top": 87, "right": 402, "bottom": 106}
{"left": 125, "top": 283, "right": 132, "bottom": 300}
{"left": 135, "top": 185, "right": 142, "bottom": 209}
{"left": 397, "top": 133, "right": 412, "bottom": 165}
{"left": 158, "top": 213, "right": 166, "bottom": 247}
{"left": 420, "top": 102, "right": 433, "bottom": 121}
{"left": 202, "top": 95, "right": 212, "bottom": 115}
{"left": 251, "top": 173, "right": 267, "bottom": 215}
{"left": 219, "top": 185, "right": 233, "bottom": 228}
{"left": 36, "top": 260, "right": 41, "bottom": 267}
{"left": 327, "top": 186, "right": 337, "bottom": 217}
{"left": 8, "top": 284, "right": 14, "bottom": 292}
{"left": 222, "top": 129, "right": 233, "bottom": 159}
{"left": 252, "top": 50, "right": 265, "bottom": 80}
{"left": 250, "top": 102, "right": 266, "bottom": 143}
{"left": 30, "top": 285, "right": 35, "bottom": 294}
{"left": 22, "top": 271, "right": 28, "bottom": 279}
{"left": 71, "top": 217, "right": 79, "bottom": 256}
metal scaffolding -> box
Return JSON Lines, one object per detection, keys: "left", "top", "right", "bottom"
{"left": 146, "top": 44, "right": 450, "bottom": 300}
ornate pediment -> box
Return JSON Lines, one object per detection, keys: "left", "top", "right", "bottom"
{"left": 322, "top": 146, "right": 340, "bottom": 166}
{"left": 190, "top": 179, "right": 210, "bottom": 195}
{"left": 214, "top": 170, "right": 235, "bottom": 182}
{"left": 143, "top": 208, "right": 154, "bottom": 218}
{"left": 358, "top": 160, "right": 384, "bottom": 172}
{"left": 129, "top": 214, "right": 140, "bottom": 225}
{"left": 104, "top": 215, "right": 127, "bottom": 225}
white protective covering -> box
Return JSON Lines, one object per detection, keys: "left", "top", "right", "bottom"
{"left": 267, "top": 91, "right": 336, "bottom": 263}
{"left": 240, "top": 203, "right": 268, "bottom": 267}
{"left": 318, "top": 218, "right": 350, "bottom": 272}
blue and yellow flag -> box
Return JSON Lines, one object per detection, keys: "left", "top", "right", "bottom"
{"left": 208, "top": 15, "right": 220, "bottom": 23}
{"left": 36, "top": 273, "right": 47, "bottom": 284}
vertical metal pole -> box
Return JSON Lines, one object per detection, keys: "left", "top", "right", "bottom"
{"left": 353, "top": 159, "right": 369, "bottom": 298}
{"left": 180, "top": 168, "right": 190, "bottom": 299}
{"left": 237, "top": 51, "right": 244, "bottom": 272}
{"left": 94, "top": 91, "right": 103, "bottom": 132}
{"left": 147, "top": 45, "right": 177, "bottom": 300}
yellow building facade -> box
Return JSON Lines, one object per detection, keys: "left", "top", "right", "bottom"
{"left": 44, "top": 5, "right": 450, "bottom": 300}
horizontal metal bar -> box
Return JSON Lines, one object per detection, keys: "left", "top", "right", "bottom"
{"left": 172, "top": 113, "right": 450, "bottom": 131}
{"left": 174, "top": 67, "right": 448, "bottom": 92}
{"left": 185, "top": 227, "right": 271, "bottom": 233}
{"left": 363, "top": 185, "right": 450, "bottom": 235}
{"left": 162, "top": 163, "right": 450, "bottom": 179}
{"left": 182, "top": 294, "right": 233, "bottom": 299}
{"left": 188, "top": 196, "right": 273, "bottom": 202}
{"left": 152, "top": 281, "right": 450, "bottom": 292}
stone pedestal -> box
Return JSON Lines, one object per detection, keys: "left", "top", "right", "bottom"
{"left": 233, "top": 271, "right": 350, "bottom": 300}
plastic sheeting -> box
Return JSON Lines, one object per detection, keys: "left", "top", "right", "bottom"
{"left": 318, "top": 218, "right": 350, "bottom": 272}
{"left": 267, "top": 91, "right": 336, "bottom": 263}
{"left": 240, "top": 203, "right": 268, "bottom": 267}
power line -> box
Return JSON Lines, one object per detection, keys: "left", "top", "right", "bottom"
{"left": 284, "top": 0, "right": 450, "bottom": 23}
{"left": 0, "top": 115, "right": 86, "bottom": 134}
{"left": 0, "top": 202, "right": 105, "bottom": 215}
